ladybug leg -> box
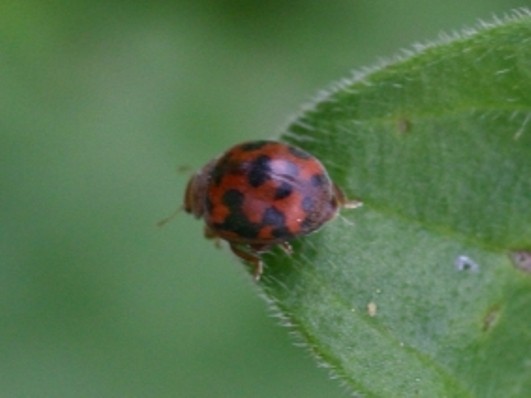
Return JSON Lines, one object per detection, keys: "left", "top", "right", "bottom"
{"left": 332, "top": 183, "right": 363, "bottom": 209}
{"left": 278, "top": 241, "right": 293, "bottom": 255}
{"left": 250, "top": 242, "right": 292, "bottom": 256}
{"left": 249, "top": 243, "right": 270, "bottom": 253}
{"left": 229, "top": 243, "right": 263, "bottom": 281}
{"left": 204, "top": 225, "right": 222, "bottom": 249}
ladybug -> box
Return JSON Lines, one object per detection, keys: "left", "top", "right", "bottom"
{"left": 181, "top": 140, "right": 360, "bottom": 280}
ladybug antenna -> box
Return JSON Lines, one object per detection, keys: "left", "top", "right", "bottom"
{"left": 157, "top": 205, "right": 184, "bottom": 227}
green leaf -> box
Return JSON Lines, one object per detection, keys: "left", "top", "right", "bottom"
{"left": 257, "top": 11, "right": 531, "bottom": 397}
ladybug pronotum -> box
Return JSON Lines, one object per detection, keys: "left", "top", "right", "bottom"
{"left": 182, "top": 140, "right": 360, "bottom": 280}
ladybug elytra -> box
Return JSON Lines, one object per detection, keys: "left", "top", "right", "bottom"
{"left": 181, "top": 140, "right": 360, "bottom": 280}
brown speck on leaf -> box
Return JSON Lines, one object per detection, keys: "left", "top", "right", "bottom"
{"left": 397, "top": 117, "right": 412, "bottom": 134}
{"left": 509, "top": 251, "right": 531, "bottom": 273}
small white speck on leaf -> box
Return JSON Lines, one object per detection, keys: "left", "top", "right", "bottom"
{"left": 367, "top": 302, "right": 377, "bottom": 317}
{"left": 454, "top": 255, "right": 480, "bottom": 272}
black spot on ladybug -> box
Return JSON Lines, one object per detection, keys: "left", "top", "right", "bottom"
{"left": 288, "top": 146, "right": 312, "bottom": 159}
{"left": 205, "top": 196, "right": 213, "bottom": 214}
{"left": 211, "top": 157, "right": 230, "bottom": 185}
{"left": 222, "top": 189, "right": 245, "bottom": 208}
{"left": 310, "top": 173, "right": 327, "bottom": 187}
{"left": 216, "top": 189, "right": 261, "bottom": 238}
{"left": 274, "top": 182, "right": 293, "bottom": 200}
{"left": 262, "top": 207, "right": 285, "bottom": 227}
{"left": 240, "top": 141, "right": 268, "bottom": 152}
{"left": 272, "top": 226, "right": 293, "bottom": 239}
{"left": 215, "top": 214, "right": 261, "bottom": 239}
{"left": 211, "top": 168, "right": 223, "bottom": 186}
{"left": 302, "top": 196, "right": 314, "bottom": 212}
{"left": 247, "top": 155, "right": 271, "bottom": 187}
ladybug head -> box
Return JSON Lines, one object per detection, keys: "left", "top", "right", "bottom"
{"left": 183, "top": 158, "right": 217, "bottom": 219}
{"left": 158, "top": 158, "right": 217, "bottom": 227}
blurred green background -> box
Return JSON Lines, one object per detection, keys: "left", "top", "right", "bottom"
{"left": 1, "top": 1, "right": 529, "bottom": 397}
